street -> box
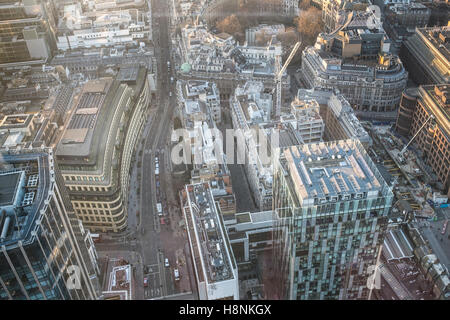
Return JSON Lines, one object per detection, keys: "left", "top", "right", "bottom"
{"left": 95, "top": 0, "right": 193, "bottom": 300}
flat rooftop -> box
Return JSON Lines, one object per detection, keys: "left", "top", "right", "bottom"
{"left": 116, "top": 65, "right": 139, "bottom": 83}
{"left": 184, "top": 183, "right": 236, "bottom": 284}
{"left": 0, "top": 150, "right": 52, "bottom": 248}
{"left": 0, "top": 114, "right": 33, "bottom": 130}
{"left": 283, "top": 139, "right": 383, "bottom": 204}
{"left": 422, "top": 84, "right": 450, "bottom": 127}
{"left": 57, "top": 78, "right": 113, "bottom": 158}
{"left": 418, "top": 26, "right": 450, "bottom": 64}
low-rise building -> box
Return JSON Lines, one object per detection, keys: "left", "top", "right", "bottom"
{"left": 281, "top": 98, "right": 324, "bottom": 144}
{"left": 178, "top": 24, "right": 289, "bottom": 105}
{"left": 297, "top": 88, "right": 372, "bottom": 147}
{"left": 56, "top": 3, "right": 150, "bottom": 51}
{"left": 225, "top": 210, "right": 278, "bottom": 263}
{"left": 245, "top": 24, "right": 285, "bottom": 46}
{"left": 302, "top": 47, "right": 408, "bottom": 113}
{"left": 176, "top": 80, "right": 221, "bottom": 123}
{"left": 181, "top": 182, "right": 239, "bottom": 300}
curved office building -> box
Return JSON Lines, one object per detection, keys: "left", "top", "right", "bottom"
{"left": 395, "top": 87, "right": 419, "bottom": 136}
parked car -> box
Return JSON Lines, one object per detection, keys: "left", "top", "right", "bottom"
{"left": 143, "top": 277, "right": 148, "bottom": 287}
{"left": 174, "top": 268, "right": 180, "bottom": 281}
{"left": 165, "top": 258, "right": 169, "bottom": 268}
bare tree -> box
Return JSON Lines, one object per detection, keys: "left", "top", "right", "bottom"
{"left": 299, "top": 0, "right": 311, "bottom": 10}
{"left": 216, "top": 14, "right": 242, "bottom": 37}
{"left": 294, "top": 7, "right": 323, "bottom": 45}
{"left": 276, "top": 29, "right": 300, "bottom": 49}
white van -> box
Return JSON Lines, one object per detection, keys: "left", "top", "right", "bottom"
{"left": 156, "top": 203, "right": 163, "bottom": 216}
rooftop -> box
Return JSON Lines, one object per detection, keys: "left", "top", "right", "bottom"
{"left": 184, "top": 183, "right": 236, "bottom": 285}
{"left": 282, "top": 139, "right": 384, "bottom": 205}
{"left": 57, "top": 78, "right": 113, "bottom": 158}
{"left": 0, "top": 114, "right": 33, "bottom": 130}
{"left": 0, "top": 149, "right": 54, "bottom": 248}
{"left": 418, "top": 26, "right": 450, "bottom": 63}
{"left": 422, "top": 84, "right": 450, "bottom": 125}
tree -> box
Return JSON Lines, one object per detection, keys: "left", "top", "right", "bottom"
{"left": 276, "top": 29, "right": 299, "bottom": 49}
{"left": 299, "top": 0, "right": 311, "bottom": 10}
{"left": 216, "top": 14, "right": 242, "bottom": 37}
{"left": 294, "top": 7, "right": 323, "bottom": 45}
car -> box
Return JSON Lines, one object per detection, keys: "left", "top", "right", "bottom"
{"left": 165, "top": 258, "right": 169, "bottom": 267}
{"left": 143, "top": 277, "right": 148, "bottom": 287}
{"left": 174, "top": 268, "right": 180, "bottom": 281}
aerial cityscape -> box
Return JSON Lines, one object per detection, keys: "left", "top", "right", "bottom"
{"left": 0, "top": 0, "right": 448, "bottom": 303}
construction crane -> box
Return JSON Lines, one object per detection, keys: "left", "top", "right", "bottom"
{"left": 273, "top": 41, "right": 301, "bottom": 118}
{"left": 398, "top": 114, "right": 435, "bottom": 163}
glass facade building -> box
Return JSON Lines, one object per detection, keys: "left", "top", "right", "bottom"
{"left": 0, "top": 148, "right": 100, "bottom": 300}
{"left": 272, "top": 139, "right": 393, "bottom": 300}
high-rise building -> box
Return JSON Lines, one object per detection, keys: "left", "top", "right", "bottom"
{"left": 272, "top": 139, "right": 393, "bottom": 299}
{"left": 181, "top": 182, "right": 239, "bottom": 300}
{"left": 0, "top": 0, "right": 57, "bottom": 65}
{"left": 56, "top": 66, "right": 151, "bottom": 232}
{"left": 0, "top": 147, "right": 100, "bottom": 300}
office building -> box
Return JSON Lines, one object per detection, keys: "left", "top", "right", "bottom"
{"left": 401, "top": 26, "right": 450, "bottom": 85}
{"left": 383, "top": 3, "right": 430, "bottom": 54}
{"left": 181, "top": 182, "right": 239, "bottom": 300}
{"left": 297, "top": 88, "right": 372, "bottom": 147}
{"left": 56, "top": 2, "right": 150, "bottom": 51}
{"left": 409, "top": 85, "right": 450, "bottom": 196}
{"left": 301, "top": 11, "right": 408, "bottom": 114}
{"left": 179, "top": 24, "right": 289, "bottom": 103}
{"left": 0, "top": 0, "right": 56, "bottom": 65}
{"left": 0, "top": 147, "right": 100, "bottom": 300}
{"left": 272, "top": 139, "right": 393, "bottom": 299}
{"left": 56, "top": 66, "right": 151, "bottom": 232}
{"left": 321, "top": 0, "right": 370, "bottom": 33}
{"left": 301, "top": 48, "right": 408, "bottom": 113}
{"left": 176, "top": 80, "right": 221, "bottom": 124}
{"left": 281, "top": 98, "right": 325, "bottom": 144}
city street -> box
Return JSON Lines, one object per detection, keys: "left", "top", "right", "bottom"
{"left": 135, "top": 0, "right": 192, "bottom": 299}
